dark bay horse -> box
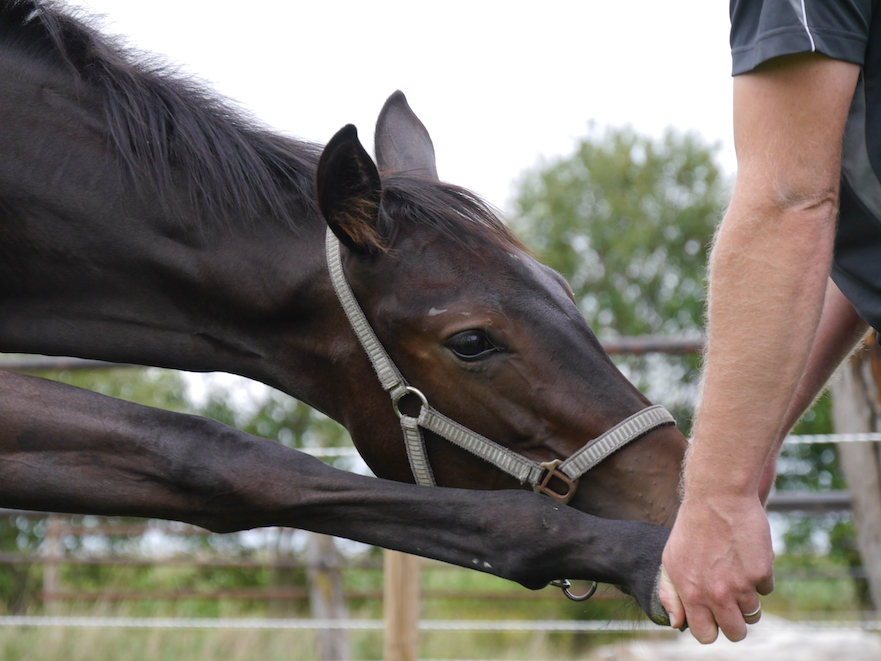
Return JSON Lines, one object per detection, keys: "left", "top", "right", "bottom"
{"left": 0, "top": 1, "right": 686, "bottom": 621}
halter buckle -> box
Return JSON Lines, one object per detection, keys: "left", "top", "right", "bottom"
{"left": 533, "top": 459, "right": 578, "bottom": 504}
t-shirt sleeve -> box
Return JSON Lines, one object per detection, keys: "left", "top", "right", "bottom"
{"left": 730, "top": 0, "right": 872, "bottom": 75}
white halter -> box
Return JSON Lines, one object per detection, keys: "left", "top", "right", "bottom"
{"left": 326, "top": 227, "right": 675, "bottom": 501}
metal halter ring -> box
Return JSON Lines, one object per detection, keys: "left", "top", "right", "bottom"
{"left": 392, "top": 386, "right": 429, "bottom": 419}
{"left": 549, "top": 578, "right": 598, "bottom": 602}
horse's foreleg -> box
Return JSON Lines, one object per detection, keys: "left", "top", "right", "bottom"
{"left": 0, "top": 370, "right": 669, "bottom": 622}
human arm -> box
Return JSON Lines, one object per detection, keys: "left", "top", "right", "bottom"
{"left": 757, "top": 279, "right": 869, "bottom": 502}
{"left": 659, "top": 52, "right": 861, "bottom": 643}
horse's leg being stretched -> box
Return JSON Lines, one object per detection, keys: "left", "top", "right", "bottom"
{"left": 0, "top": 369, "right": 669, "bottom": 622}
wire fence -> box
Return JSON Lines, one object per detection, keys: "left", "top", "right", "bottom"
{"left": 1, "top": 347, "right": 879, "bottom": 645}
{"left": 0, "top": 615, "right": 879, "bottom": 633}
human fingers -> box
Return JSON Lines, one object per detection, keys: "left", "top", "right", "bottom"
{"left": 739, "top": 560, "right": 772, "bottom": 629}
{"left": 682, "top": 603, "right": 720, "bottom": 645}
{"left": 657, "top": 564, "right": 686, "bottom": 630}
{"left": 757, "top": 571, "right": 775, "bottom": 596}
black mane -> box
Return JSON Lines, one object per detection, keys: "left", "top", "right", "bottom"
{"left": 0, "top": 0, "right": 522, "bottom": 250}
{"left": 381, "top": 177, "right": 525, "bottom": 253}
{"left": 0, "top": 0, "right": 322, "bottom": 228}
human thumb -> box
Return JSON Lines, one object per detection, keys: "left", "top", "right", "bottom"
{"left": 658, "top": 563, "right": 686, "bottom": 630}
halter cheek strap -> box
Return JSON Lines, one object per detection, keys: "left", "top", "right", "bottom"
{"left": 326, "top": 227, "right": 676, "bottom": 498}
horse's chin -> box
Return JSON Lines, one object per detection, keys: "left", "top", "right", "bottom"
{"left": 648, "top": 568, "right": 672, "bottom": 625}
{"left": 611, "top": 578, "right": 671, "bottom": 626}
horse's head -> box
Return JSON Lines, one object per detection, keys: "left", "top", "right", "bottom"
{"left": 314, "top": 92, "right": 686, "bottom": 527}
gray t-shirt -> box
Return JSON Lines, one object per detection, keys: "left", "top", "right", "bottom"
{"left": 730, "top": 0, "right": 881, "bottom": 331}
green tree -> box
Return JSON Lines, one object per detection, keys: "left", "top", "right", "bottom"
{"left": 511, "top": 125, "right": 726, "bottom": 424}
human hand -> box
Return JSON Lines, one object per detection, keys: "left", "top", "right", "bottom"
{"left": 659, "top": 493, "right": 774, "bottom": 643}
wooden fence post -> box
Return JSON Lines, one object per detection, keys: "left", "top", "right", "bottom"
{"left": 306, "top": 532, "right": 350, "bottom": 661}
{"left": 383, "top": 550, "right": 420, "bottom": 661}
{"left": 831, "top": 336, "right": 881, "bottom": 610}
{"left": 42, "top": 514, "right": 63, "bottom": 614}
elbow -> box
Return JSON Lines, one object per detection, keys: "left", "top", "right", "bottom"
{"left": 733, "top": 166, "right": 841, "bottom": 228}
{"left": 723, "top": 179, "right": 840, "bottom": 248}
{"left": 775, "top": 186, "right": 840, "bottom": 223}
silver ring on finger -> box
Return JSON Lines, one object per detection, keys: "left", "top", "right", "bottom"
{"left": 741, "top": 604, "right": 761, "bottom": 619}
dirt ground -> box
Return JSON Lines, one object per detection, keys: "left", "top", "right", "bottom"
{"left": 586, "top": 616, "right": 881, "bottom": 660}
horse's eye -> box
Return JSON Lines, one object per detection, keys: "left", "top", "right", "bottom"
{"left": 445, "top": 330, "right": 500, "bottom": 361}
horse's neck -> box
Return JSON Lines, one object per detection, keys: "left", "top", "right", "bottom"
{"left": 2, "top": 194, "right": 333, "bottom": 367}
{"left": 0, "top": 78, "right": 333, "bottom": 380}
{"left": 0, "top": 46, "right": 371, "bottom": 425}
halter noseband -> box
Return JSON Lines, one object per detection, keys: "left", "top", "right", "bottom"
{"left": 325, "top": 228, "right": 676, "bottom": 500}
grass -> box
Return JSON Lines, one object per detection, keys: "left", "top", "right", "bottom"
{"left": 0, "top": 553, "right": 869, "bottom": 660}
{"left": 0, "top": 559, "right": 655, "bottom": 661}
{"left": 0, "top": 623, "right": 328, "bottom": 661}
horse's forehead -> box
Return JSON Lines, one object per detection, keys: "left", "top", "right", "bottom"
{"left": 497, "top": 248, "right": 566, "bottom": 290}
{"left": 407, "top": 244, "right": 569, "bottom": 309}
{"left": 444, "top": 244, "right": 545, "bottom": 286}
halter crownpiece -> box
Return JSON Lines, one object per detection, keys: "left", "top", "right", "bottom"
{"left": 325, "top": 227, "right": 676, "bottom": 498}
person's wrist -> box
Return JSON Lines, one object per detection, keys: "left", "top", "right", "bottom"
{"left": 681, "top": 460, "right": 760, "bottom": 502}
{"left": 682, "top": 434, "right": 764, "bottom": 500}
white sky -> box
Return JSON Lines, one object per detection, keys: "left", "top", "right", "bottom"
{"left": 62, "top": 0, "right": 736, "bottom": 212}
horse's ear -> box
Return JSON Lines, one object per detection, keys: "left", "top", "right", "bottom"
{"left": 316, "top": 124, "right": 385, "bottom": 254}
{"left": 375, "top": 91, "right": 439, "bottom": 179}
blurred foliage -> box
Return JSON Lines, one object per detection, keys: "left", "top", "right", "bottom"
{"left": 0, "top": 366, "right": 188, "bottom": 614}
{"left": 0, "top": 514, "right": 43, "bottom": 614}
{"left": 196, "top": 382, "right": 349, "bottom": 457}
{"left": 775, "top": 392, "right": 867, "bottom": 605}
{"left": 511, "top": 125, "right": 726, "bottom": 429}
{"left": 764, "top": 551, "right": 865, "bottom": 615}
{"left": 512, "top": 125, "right": 723, "bottom": 337}
{"left": 777, "top": 394, "right": 841, "bottom": 493}
{"left": 49, "top": 366, "right": 190, "bottom": 413}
